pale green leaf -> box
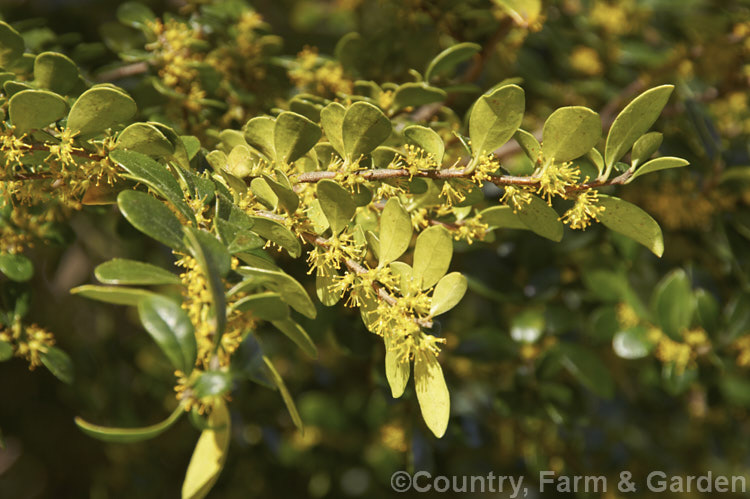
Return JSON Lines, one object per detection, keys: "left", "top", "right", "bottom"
{"left": 182, "top": 400, "right": 231, "bottom": 499}
{"left": 412, "top": 225, "right": 453, "bottom": 290}
{"left": 342, "top": 101, "right": 392, "bottom": 161}
{"left": 414, "top": 351, "right": 450, "bottom": 438}
{"left": 430, "top": 272, "right": 467, "bottom": 316}
{"left": 274, "top": 111, "right": 321, "bottom": 164}
{"left": 628, "top": 157, "right": 689, "bottom": 182}
{"left": 605, "top": 85, "right": 674, "bottom": 168}
{"left": 630, "top": 131, "right": 663, "bottom": 168}
{"left": 469, "top": 84, "right": 525, "bottom": 156}
{"left": 597, "top": 195, "right": 663, "bottom": 257}
{"left": 316, "top": 179, "right": 356, "bottom": 235}
{"left": 403, "top": 125, "right": 445, "bottom": 163}
{"left": 542, "top": 106, "right": 601, "bottom": 163}
{"left": 378, "top": 197, "right": 413, "bottom": 266}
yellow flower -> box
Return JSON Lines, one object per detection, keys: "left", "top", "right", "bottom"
{"left": 561, "top": 188, "right": 605, "bottom": 230}
{"left": 536, "top": 160, "right": 580, "bottom": 203}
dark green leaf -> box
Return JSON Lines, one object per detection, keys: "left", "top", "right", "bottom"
{"left": 9, "top": 89, "right": 68, "bottom": 133}
{"left": 41, "top": 346, "right": 74, "bottom": 384}
{"left": 95, "top": 258, "right": 180, "bottom": 285}
{"left": 0, "top": 253, "right": 33, "bottom": 282}
{"left": 425, "top": 42, "right": 481, "bottom": 82}
{"left": 117, "top": 190, "right": 187, "bottom": 251}
{"left": 67, "top": 85, "right": 137, "bottom": 136}
{"left": 75, "top": 404, "right": 184, "bottom": 443}
{"left": 70, "top": 285, "right": 155, "bottom": 306}
{"left": 138, "top": 294, "right": 197, "bottom": 372}
{"left": 271, "top": 319, "right": 317, "bottom": 358}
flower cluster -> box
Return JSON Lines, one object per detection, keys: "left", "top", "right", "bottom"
{"left": 0, "top": 322, "right": 56, "bottom": 370}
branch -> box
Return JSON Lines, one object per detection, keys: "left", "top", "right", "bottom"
{"left": 294, "top": 166, "right": 631, "bottom": 193}
{"left": 96, "top": 62, "right": 150, "bottom": 82}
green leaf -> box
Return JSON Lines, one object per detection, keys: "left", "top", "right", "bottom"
{"left": 651, "top": 269, "right": 695, "bottom": 341}
{"left": 0, "top": 253, "right": 33, "bottom": 282}
{"left": 384, "top": 338, "right": 409, "bottom": 398}
{"left": 234, "top": 267, "right": 316, "bottom": 319}
{"left": 67, "top": 85, "right": 137, "bottom": 136}
{"left": 75, "top": 404, "right": 184, "bottom": 443}
{"left": 110, "top": 150, "right": 194, "bottom": 222}
{"left": 250, "top": 177, "right": 278, "bottom": 210}
{"left": 116, "top": 122, "right": 175, "bottom": 159}
{"left": 630, "top": 131, "right": 662, "bottom": 168}
{"left": 596, "top": 195, "right": 663, "bottom": 257}
{"left": 628, "top": 157, "right": 689, "bottom": 182}
{"left": 612, "top": 326, "right": 652, "bottom": 359}
{"left": 40, "top": 346, "right": 74, "bottom": 384}
{"left": 182, "top": 400, "right": 230, "bottom": 499}
{"left": 510, "top": 309, "right": 545, "bottom": 343}
{"left": 378, "top": 198, "right": 413, "bottom": 266}
{"left": 430, "top": 272, "right": 467, "bottom": 316}
{"left": 33, "top": 51, "right": 79, "bottom": 94}
{"left": 403, "top": 125, "right": 445, "bottom": 163}
{"left": 192, "top": 371, "right": 233, "bottom": 399}
{"left": 70, "top": 285, "right": 154, "bottom": 306}
{"left": 694, "top": 288, "right": 719, "bottom": 332}
{"left": 320, "top": 102, "right": 346, "bottom": 157}
{"left": 479, "top": 205, "right": 529, "bottom": 230}
{"left": 95, "top": 258, "right": 180, "bottom": 285}
{"left": 517, "top": 194, "right": 563, "bottom": 241}
{"left": 316, "top": 271, "right": 340, "bottom": 307}
{"left": 117, "top": 190, "right": 187, "bottom": 252}
{"left": 117, "top": 2, "right": 156, "bottom": 29}
{"left": 248, "top": 216, "right": 301, "bottom": 258}
{"left": 274, "top": 111, "right": 321, "bottom": 164}
{"left": 263, "top": 356, "right": 303, "bottom": 432}
{"left": 138, "top": 294, "right": 197, "bottom": 373}
{"left": 604, "top": 85, "right": 674, "bottom": 168}
{"left": 243, "top": 116, "right": 276, "bottom": 159}
{"left": 425, "top": 42, "right": 481, "bottom": 82}
{"left": 262, "top": 172, "right": 299, "bottom": 213}
{"left": 542, "top": 106, "right": 601, "bottom": 163}
{"left": 558, "top": 343, "right": 614, "bottom": 398}
{"left": 494, "top": 0, "right": 542, "bottom": 27}
{"left": 392, "top": 83, "right": 446, "bottom": 110}
{"left": 412, "top": 225, "right": 453, "bottom": 290}
{"left": 271, "top": 319, "right": 317, "bottom": 358}
{"left": 9, "top": 89, "right": 68, "bottom": 133}
{"left": 316, "top": 179, "right": 356, "bottom": 235}
{"left": 231, "top": 292, "right": 289, "bottom": 321}
{"left": 0, "top": 22, "right": 24, "bottom": 67}
{"left": 414, "top": 351, "right": 450, "bottom": 438}
{"left": 514, "top": 129, "right": 540, "bottom": 161}
{"left": 342, "top": 101, "right": 392, "bottom": 161}
{"left": 469, "top": 84, "right": 525, "bottom": 156}
{"left": 0, "top": 340, "right": 12, "bottom": 362}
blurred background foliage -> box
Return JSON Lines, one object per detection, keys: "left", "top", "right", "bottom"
{"left": 1, "top": 0, "right": 750, "bottom": 497}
